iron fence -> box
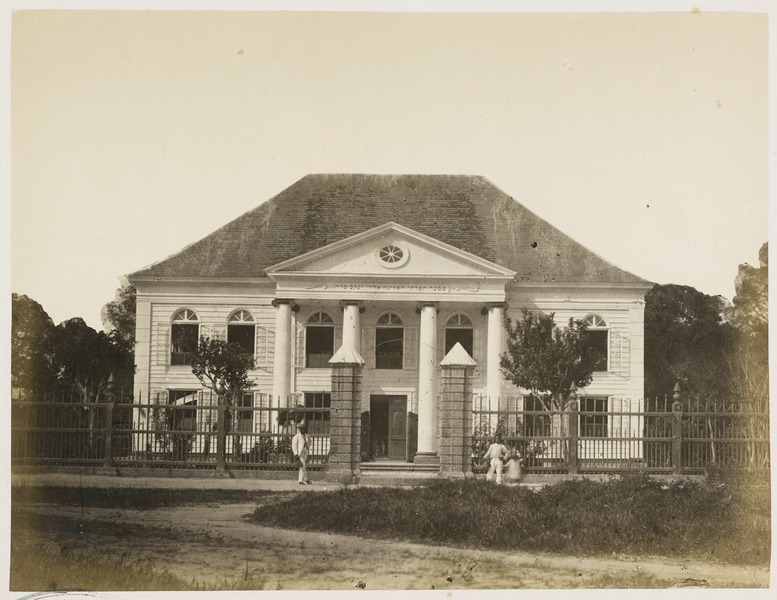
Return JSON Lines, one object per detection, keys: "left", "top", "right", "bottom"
{"left": 472, "top": 395, "right": 770, "bottom": 477}
{"left": 11, "top": 389, "right": 330, "bottom": 472}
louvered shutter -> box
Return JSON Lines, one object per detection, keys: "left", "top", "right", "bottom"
{"left": 156, "top": 322, "right": 169, "bottom": 366}
{"left": 255, "top": 325, "right": 274, "bottom": 368}
{"left": 610, "top": 396, "right": 622, "bottom": 437}
{"left": 334, "top": 326, "right": 343, "bottom": 354}
{"left": 294, "top": 322, "right": 306, "bottom": 368}
{"left": 472, "top": 323, "right": 482, "bottom": 365}
{"left": 213, "top": 324, "right": 226, "bottom": 341}
{"left": 437, "top": 325, "right": 445, "bottom": 364}
{"left": 362, "top": 327, "right": 375, "bottom": 369}
{"left": 403, "top": 327, "right": 418, "bottom": 370}
{"left": 610, "top": 330, "right": 630, "bottom": 377}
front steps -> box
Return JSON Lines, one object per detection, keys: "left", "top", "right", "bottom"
{"left": 356, "top": 461, "right": 440, "bottom": 486}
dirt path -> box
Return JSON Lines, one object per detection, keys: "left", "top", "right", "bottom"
{"left": 14, "top": 501, "right": 770, "bottom": 590}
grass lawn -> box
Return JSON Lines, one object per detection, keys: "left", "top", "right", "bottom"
{"left": 251, "top": 474, "right": 771, "bottom": 565}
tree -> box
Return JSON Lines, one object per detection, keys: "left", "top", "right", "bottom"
{"left": 730, "top": 242, "right": 768, "bottom": 343}
{"left": 727, "top": 242, "right": 768, "bottom": 413}
{"left": 53, "top": 318, "right": 131, "bottom": 403}
{"left": 11, "top": 294, "right": 58, "bottom": 393}
{"left": 189, "top": 336, "right": 256, "bottom": 404}
{"left": 644, "top": 284, "right": 735, "bottom": 402}
{"left": 101, "top": 283, "right": 136, "bottom": 348}
{"left": 500, "top": 309, "right": 603, "bottom": 411}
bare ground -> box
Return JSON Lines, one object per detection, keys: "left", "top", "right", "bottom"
{"left": 11, "top": 498, "right": 769, "bottom": 591}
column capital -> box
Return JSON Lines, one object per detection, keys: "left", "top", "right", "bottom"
{"left": 415, "top": 301, "right": 440, "bottom": 314}
{"left": 339, "top": 300, "right": 366, "bottom": 313}
{"left": 481, "top": 302, "right": 509, "bottom": 315}
{"left": 271, "top": 298, "right": 299, "bottom": 312}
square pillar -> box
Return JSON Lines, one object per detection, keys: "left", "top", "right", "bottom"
{"left": 440, "top": 342, "right": 477, "bottom": 478}
{"left": 326, "top": 345, "right": 365, "bottom": 484}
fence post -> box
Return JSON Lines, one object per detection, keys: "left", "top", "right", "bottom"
{"left": 567, "top": 397, "right": 579, "bottom": 475}
{"left": 103, "top": 402, "right": 115, "bottom": 469}
{"left": 672, "top": 384, "right": 683, "bottom": 475}
{"left": 215, "top": 384, "right": 228, "bottom": 476}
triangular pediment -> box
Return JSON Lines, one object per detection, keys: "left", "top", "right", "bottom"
{"left": 266, "top": 222, "right": 516, "bottom": 279}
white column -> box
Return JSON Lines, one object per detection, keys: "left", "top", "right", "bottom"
{"left": 271, "top": 300, "right": 294, "bottom": 407}
{"left": 416, "top": 302, "right": 439, "bottom": 461}
{"left": 341, "top": 302, "right": 362, "bottom": 351}
{"left": 486, "top": 303, "right": 505, "bottom": 410}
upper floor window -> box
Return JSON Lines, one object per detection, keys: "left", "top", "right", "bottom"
{"left": 171, "top": 309, "right": 199, "bottom": 366}
{"left": 306, "top": 311, "right": 334, "bottom": 368}
{"left": 227, "top": 309, "right": 256, "bottom": 355}
{"left": 582, "top": 314, "right": 608, "bottom": 372}
{"left": 376, "top": 312, "right": 404, "bottom": 369}
{"left": 445, "top": 313, "right": 474, "bottom": 357}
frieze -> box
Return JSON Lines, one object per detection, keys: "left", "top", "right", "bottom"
{"left": 333, "top": 282, "right": 450, "bottom": 293}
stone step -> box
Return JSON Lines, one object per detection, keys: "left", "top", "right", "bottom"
{"left": 360, "top": 462, "right": 439, "bottom": 473}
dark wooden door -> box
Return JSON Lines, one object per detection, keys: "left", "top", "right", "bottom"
{"left": 387, "top": 397, "right": 407, "bottom": 460}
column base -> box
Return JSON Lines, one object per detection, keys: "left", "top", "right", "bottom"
{"left": 413, "top": 452, "right": 440, "bottom": 465}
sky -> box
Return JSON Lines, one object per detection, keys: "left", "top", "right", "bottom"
{"left": 7, "top": 4, "right": 771, "bottom": 332}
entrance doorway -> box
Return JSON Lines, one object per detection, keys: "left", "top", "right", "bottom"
{"left": 369, "top": 395, "right": 407, "bottom": 461}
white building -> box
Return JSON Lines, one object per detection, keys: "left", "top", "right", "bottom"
{"left": 127, "top": 174, "right": 652, "bottom": 465}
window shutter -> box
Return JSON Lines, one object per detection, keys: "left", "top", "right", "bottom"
{"left": 334, "top": 326, "right": 343, "bottom": 353}
{"left": 472, "top": 324, "right": 483, "bottom": 365}
{"left": 404, "top": 327, "right": 418, "bottom": 370}
{"left": 610, "top": 330, "right": 630, "bottom": 377}
{"left": 362, "top": 327, "right": 375, "bottom": 369}
{"left": 156, "top": 322, "right": 169, "bottom": 366}
{"left": 213, "top": 324, "right": 226, "bottom": 341}
{"left": 437, "top": 325, "right": 445, "bottom": 364}
{"left": 610, "top": 396, "right": 622, "bottom": 437}
{"left": 294, "top": 322, "right": 306, "bottom": 368}
{"left": 255, "top": 325, "right": 274, "bottom": 368}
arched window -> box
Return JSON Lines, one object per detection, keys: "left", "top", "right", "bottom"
{"left": 376, "top": 312, "right": 404, "bottom": 369}
{"left": 171, "top": 309, "right": 199, "bottom": 366}
{"left": 227, "top": 309, "right": 256, "bottom": 355}
{"left": 306, "top": 311, "right": 334, "bottom": 368}
{"left": 582, "top": 314, "right": 608, "bottom": 372}
{"left": 444, "top": 313, "right": 473, "bottom": 357}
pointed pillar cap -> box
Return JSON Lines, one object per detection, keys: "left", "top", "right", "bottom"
{"left": 329, "top": 344, "right": 366, "bottom": 365}
{"left": 440, "top": 342, "right": 477, "bottom": 367}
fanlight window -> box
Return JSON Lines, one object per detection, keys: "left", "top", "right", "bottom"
{"left": 582, "top": 314, "right": 608, "bottom": 371}
{"left": 376, "top": 243, "right": 409, "bottom": 268}
{"left": 444, "top": 313, "right": 474, "bottom": 357}
{"left": 228, "top": 309, "right": 256, "bottom": 355}
{"left": 306, "top": 311, "right": 334, "bottom": 368}
{"left": 171, "top": 309, "right": 199, "bottom": 366}
{"left": 376, "top": 312, "right": 404, "bottom": 369}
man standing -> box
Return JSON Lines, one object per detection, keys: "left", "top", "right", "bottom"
{"left": 482, "top": 434, "right": 509, "bottom": 485}
{"left": 292, "top": 424, "right": 312, "bottom": 485}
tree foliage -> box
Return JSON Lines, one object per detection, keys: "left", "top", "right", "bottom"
{"left": 189, "top": 336, "right": 255, "bottom": 404}
{"left": 644, "top": 284, "right": 735, "bottom": 401}
{"left": 727, "top": 242, "right": 768, "bottom": 410}
{"left": 12, "top": 294, "right": 134, "bottom": 400}
{"left": 52, "top": 318, "right": 133, "bottom": 402}
{"left": 500, "top": 309, "right": 603, "bottom": 410}
{"left": 11, "top": 294, "right": 58, "bottom": 392}
{"left": 101, "top": 283, "right": 137, "bottom": 348}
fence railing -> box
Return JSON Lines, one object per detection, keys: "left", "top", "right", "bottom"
{"left": 472, "top": 396, "right": 770, "bottom": 477}
{"left": 12, "top": 389, "right": 330, "bottom": 472}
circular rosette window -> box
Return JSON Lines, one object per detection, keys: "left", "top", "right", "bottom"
{"left": 376, "top": 243, "right": 409, "bottom": 268}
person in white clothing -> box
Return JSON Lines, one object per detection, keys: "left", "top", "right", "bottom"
{"left": 291, "top": 424, "right": 312, "bottom": 485}
{"left": 482, "top": 435, "right": 509, "bottom": 484}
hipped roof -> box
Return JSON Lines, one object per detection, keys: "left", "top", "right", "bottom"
{"left": 129, "top": 174, "right": 650, "bottom": 286}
